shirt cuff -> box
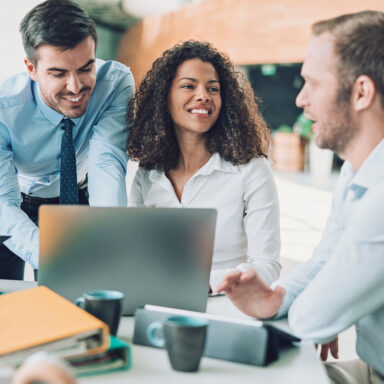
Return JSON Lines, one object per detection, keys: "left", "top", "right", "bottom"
{"left": 26, "top": 245, "right": 39, "bottom": 270}
{"left": 270, "top": 280, "right": 292, "bottom": 319}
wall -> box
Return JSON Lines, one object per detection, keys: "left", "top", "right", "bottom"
{"left": 0, "top": 1, "right": 122, "bottom": 79}
{"left": 118, "top": 0, "right": 384, "bottom": 84}
{"left": 0, "top": 1, "right": 40, "bottom": 79}
{"left": 95, "top": 25, "right": 125, "bottom": 61}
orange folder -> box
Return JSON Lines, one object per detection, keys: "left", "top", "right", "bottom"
{"left": 0, "top": 286, "right": 109, "bottom": 366}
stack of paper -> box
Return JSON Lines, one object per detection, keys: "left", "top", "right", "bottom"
{"left": 68, "top": 335, "right": 131, "bottom": 376}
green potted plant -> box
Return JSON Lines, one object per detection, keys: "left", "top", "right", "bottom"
{"left": 293, "top": 112, "right": 313, "bottom": 141}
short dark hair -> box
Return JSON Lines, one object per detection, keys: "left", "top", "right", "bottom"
{"left": 312, "top": 10, "right": 384, "bottom": 106}
{"left": 19, "top": 0, "right": 98, "bottom": 65}
{"left": 127, "top": 40, "right": 270, "bottom": 172}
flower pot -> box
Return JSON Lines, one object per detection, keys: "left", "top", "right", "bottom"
{"left": 272, "top": 132, "right": 305, "bottom": 172}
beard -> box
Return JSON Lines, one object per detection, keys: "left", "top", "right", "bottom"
{"left": 315, "top": 98, "right": 358, "bottom": 155}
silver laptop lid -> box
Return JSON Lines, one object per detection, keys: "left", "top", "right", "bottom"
{"left": 38, "top": 206, "right": 217, "bottom": 315}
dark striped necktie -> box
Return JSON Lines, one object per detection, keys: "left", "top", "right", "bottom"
{"left": 59, "top": 118, "right": 79, "bottom": 204}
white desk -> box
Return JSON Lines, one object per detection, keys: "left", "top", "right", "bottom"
{"left": 80, "top": 296, "right": 329, "bottom": 384}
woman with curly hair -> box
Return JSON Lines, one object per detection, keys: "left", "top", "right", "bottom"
{"left": 127, "top": 40, "right": 280, "bottom": 293}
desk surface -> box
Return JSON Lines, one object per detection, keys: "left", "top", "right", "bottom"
{"left": 80, "top": 296, "right": 329, "bottom": 384}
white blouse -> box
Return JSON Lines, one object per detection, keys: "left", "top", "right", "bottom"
{"left": 128, "top": 153, "right": 281, "bottom": 292}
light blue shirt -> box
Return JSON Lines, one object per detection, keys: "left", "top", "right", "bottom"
{"left": 273, "top": 138, "right": 384, "bottom": 375}
{"left": 0, "top": 59, "right": 134, "bottom": 269}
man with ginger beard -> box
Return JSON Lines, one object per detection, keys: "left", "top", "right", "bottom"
{"left": 218, "top": 10, "right": 384, "bottom": 384}
{"left": 0, "top": 0, "right": 134, "bottom": 280}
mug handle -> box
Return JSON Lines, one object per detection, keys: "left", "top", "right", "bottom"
{"left": 146, "top": 321, "right": 165, "bottom": 348}
{"left": 75, "top": 297, "right": 85, "bottom": 309}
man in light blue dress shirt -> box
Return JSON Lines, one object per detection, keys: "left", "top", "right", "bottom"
{"left": 0, "top": 0, "right": 134, "bottom": 280}
{"left": 218, "top": 11, "right": 384, "bottom": 384}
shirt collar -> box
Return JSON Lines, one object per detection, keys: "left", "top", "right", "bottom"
{"left": 197, "top": 153, "right": 241, "bottom": 176}
{"left": 149, "top": 153, "right": 240, "bottom": 183}
{"left": 33, "top": 81, "right": 82, "bottom": 128}
{"left": 348, "top": 138, "right": 384, "bottom": 190}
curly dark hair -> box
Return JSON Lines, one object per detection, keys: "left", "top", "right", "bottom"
{"left": 127, "top": 40, "right": 270, "bottom": 171}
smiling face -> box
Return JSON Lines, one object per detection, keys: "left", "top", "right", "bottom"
{"left": 25, "top": 36, "right": 96, "bottom": 118}
{"left": 167, "top": 58, "right": 222, "bottom": 139}
{"left": 296, "top": 33, "right": 358, "bottom": 155}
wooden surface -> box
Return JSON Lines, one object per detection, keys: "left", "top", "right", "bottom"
{"left": 118, "top": 0, "right": 384, "bottom": 84}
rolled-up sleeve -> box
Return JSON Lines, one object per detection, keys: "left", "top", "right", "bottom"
{"left": 0, "top": 124, "right": 39, "bottom": 268}
{"left": 286, "top": 181, "right": 384, "bottom": 343}
{"left": 271, "top": 186, "right": 344, "bottom": 321}
{"left": 210, "top": 159, "right": 281, "bottom": 292}
{"left": 88, "top": 69, "right": 135, "bottom": 207}
{"left": 241, "top": 159, "right": 281, "bottom": 283}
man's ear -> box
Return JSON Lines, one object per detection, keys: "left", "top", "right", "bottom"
{"left": 351, "top": 75, "right": 376, "bottom": 112}
{"left": 24, "top": 57, "right": 38, "bottom": 82}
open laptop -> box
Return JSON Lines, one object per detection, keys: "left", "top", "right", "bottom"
{"left": 38, "top": 206, "right": 217, "bottom": 315}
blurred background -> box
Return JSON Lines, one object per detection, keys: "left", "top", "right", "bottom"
{"left": 5, "top": 0, "right": 384, "bottom": 360}
{"left": 5, "top": 0, "right": 383, "bottom": 178}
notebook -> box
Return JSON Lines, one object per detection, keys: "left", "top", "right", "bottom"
{"left": 68, "top": 335, "right": 131, "bottom": 376}
{"left": 38, "top": 206, "right": 217, "bottom": 315}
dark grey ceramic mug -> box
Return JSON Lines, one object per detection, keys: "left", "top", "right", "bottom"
{"left": 147, "top": 315, "right": 209, "bottom": 372}
{"left": 75, "top": 290, "right": 124, "bottom": 336}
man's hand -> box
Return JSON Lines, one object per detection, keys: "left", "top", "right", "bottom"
{"left": 217, "top": 269, "right": 285, "bottom": 319}
{"left": 317, "top": 337, "right": 339, "bottom": 361}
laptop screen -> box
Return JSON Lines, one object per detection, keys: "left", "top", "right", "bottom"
{"left": 38, "top": 206, "right": 217, "bottom": 315}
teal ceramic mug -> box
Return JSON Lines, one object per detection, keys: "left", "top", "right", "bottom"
{"left": 76, "top": 290, "right": 124, "bottom": 336}
{"left": 147, "top": 315, "right": 209, "bottom": 372}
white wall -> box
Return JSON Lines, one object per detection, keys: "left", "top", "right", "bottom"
{"left": 0, "top": 1, "right": 40, "bottom": 80}
{"left": 122, "top": 0, "right": 196, "bottom": 18}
